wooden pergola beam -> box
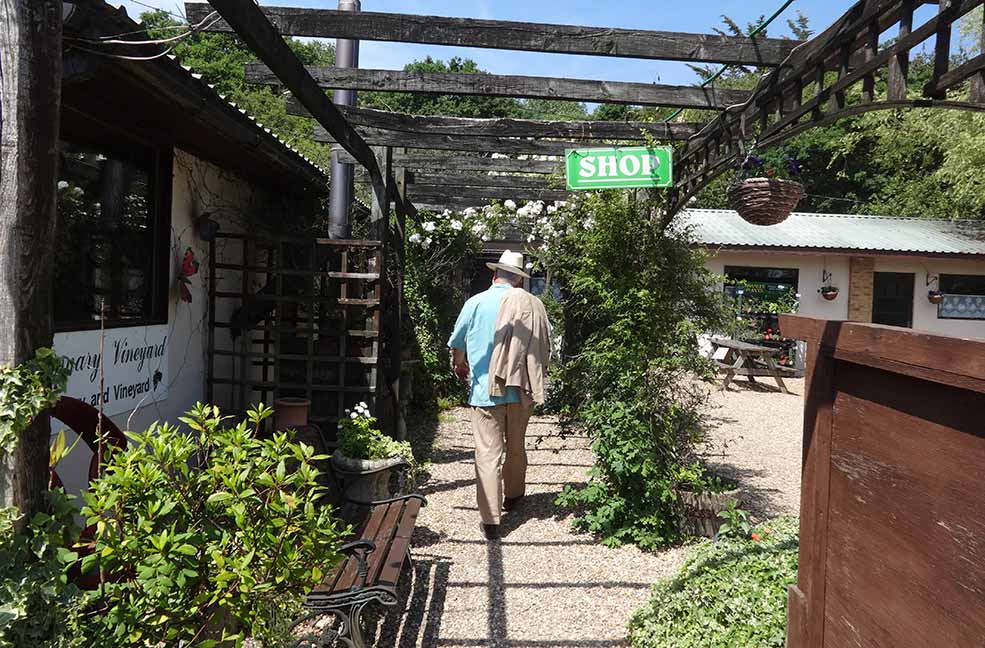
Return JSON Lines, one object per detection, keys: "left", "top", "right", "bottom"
{"left": 337, "top": 150, "right": 563, "bottom": 174}
{"left": 288, "top": 100, "right": 702, "bottom": 140}
{"left": 187, "top": 3, "right": 801, "bottom": 66}
{"left": 247, "top": 64, "right": 751, "bottom": 109}
{"left": 410, "top": 185, "right": 570, "bottom": 203}
{"left": 412, "top": 172, "right": 554, "bottom": 189}
{"left": 319, "top": 127, "right": 612, "bottom": 155}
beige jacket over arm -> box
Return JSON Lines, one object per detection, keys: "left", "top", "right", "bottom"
{"left": 488, "top": 288, "right": 551, "bottom": 406}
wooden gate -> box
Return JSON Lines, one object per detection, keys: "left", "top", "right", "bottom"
{"left": 207, "top": 232, "right": 384, "bottom": 440}
{"left": 780, "top": 315, "right": 985, "bottom": 648}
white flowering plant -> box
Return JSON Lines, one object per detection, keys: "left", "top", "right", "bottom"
{"left": 336, "top": 401, "right": 414, "bottom": 464}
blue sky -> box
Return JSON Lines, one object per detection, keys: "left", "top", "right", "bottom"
{"left": 114, "top": 1, "right": 942, "bottom": 86}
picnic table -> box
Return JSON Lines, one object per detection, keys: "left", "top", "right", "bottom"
{"left": 710, "top": 337, "right": 791, "bottom": 394}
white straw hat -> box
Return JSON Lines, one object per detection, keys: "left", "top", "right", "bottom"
{"left": 485, "top": 250, "right": 530, "bottom": 278}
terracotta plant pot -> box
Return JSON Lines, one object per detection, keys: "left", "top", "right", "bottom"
{"left": 675, "top": 487, "right": 743, "bottom": 538}
{"left": 274, "top": 397, "right": 310, "bottom": 431}
{"left": 331, "top": 450, "right": 410, "bottom": 503}
{"left": 928, "top": 290, "right": 944, "bottom": 305}
{"left": 820, "top": 287, "right": 839, "bottom": 301}
{"left": 727, "top": 177, "right": 804, "bottom": 226}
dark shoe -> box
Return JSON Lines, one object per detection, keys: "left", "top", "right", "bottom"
{"left": 480, "top": 523, "right": 499, "bottom": 540}
{"left": 503, "top": 496, "right": 523, "bottom": 511}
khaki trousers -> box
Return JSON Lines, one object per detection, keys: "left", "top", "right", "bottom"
{"left": 471, "top": 402, "right": 532, "bottom": 525}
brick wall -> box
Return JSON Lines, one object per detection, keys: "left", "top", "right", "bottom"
{"left": 847, "top": 256, "right": 875, "bottom": 322}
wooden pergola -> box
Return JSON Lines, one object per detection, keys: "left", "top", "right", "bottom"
{"left": 185, "top": 1, "right": 985, "bottom": 220}
{"left": 184, "top": 1, "right": 803, "bottom": 214}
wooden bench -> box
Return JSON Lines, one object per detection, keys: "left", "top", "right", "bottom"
{"left": 291, "top": 493, "right": 426, "bottom": 648}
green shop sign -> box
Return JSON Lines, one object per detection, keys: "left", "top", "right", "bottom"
{"left": 565, "top": 146, "right": 673, "bottom": 190}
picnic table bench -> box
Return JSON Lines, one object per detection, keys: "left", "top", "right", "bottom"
{"left": 711, "top": 337, "right": 793, "bottom": 394}
{"left": 291, "top": 473, "right": 425, "bottom": 647}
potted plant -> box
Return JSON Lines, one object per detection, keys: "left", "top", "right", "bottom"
{"left": 928, "top": 289, "right": 944, "bottom": 305}
{"left": 728, "top": 151, "right": 805, "bottom": 226}
{"left": 820, "top": 285, "right": 840, "bottom": 301}
{"left": 331, "top": 402, "right": 415, "bottom": 503}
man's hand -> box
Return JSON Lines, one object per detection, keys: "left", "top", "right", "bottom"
{"left": 451, "top": 348, "right": 470, "bottom": 382}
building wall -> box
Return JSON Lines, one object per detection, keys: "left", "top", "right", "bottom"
{"left": 53, "top": 149, "right": 270, "bottom": 497}
{"left": 704, "top": 249, "right": 851, "bottom": 320}
{"left": 704, "top": 248, "right": 985, "bottom": 339}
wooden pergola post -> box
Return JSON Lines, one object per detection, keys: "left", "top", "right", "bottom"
{"left": 0, "top": 0, "right": 63, "bottom": 519}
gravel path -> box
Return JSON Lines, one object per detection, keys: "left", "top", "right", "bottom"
{"left": 364, "top": 381, "right": 805, "bottom": 647}
{"left": 702, "top": 378, "right": 806, "bottom": 518}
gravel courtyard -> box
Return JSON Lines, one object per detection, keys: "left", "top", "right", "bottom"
{"left": 367, "top": 378, "right": 805, "bottom": 647}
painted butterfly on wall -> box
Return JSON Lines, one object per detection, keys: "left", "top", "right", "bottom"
{"left": 178, "top": 247, "right": 200, "bottom": 303}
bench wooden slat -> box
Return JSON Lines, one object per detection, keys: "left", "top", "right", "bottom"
{"left": 321, "top": 502, "right": 390, "bottom": 592}
{"left": 364, "top": 500, "right": 406, "bottom": 586}
{"left": 377, "top": 498, "right": 422, "bottom": 588}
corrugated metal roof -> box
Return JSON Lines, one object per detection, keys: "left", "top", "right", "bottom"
{"left": 680, "top": 209, "right": 985, "bottom": 256}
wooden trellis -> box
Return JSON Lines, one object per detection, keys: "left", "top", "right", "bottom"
{"left": 668, "top": 0, "right": 985, "bottom": 215}
{"left": 207, "top": 233, "right": 384, "bottom": 438}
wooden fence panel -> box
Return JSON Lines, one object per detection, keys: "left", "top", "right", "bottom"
{"left": 780, "top": 315, "right": 985, "bottom": 648}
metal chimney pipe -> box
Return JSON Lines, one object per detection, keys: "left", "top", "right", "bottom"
{"left": 327, "top": 0, "right": 361, "bottom": 239}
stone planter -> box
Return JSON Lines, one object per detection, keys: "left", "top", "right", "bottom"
{"left": 331, "top": 449, "right": 410, "bottom": 503}
{"left": 676, "top": 487, "right": 742, "bottom": 538}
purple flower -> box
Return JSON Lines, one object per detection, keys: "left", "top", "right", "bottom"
{"left": 785, "top": 156, "right": 803, "bottom": 176}
{"left": 741, "top": 155, "right": 764, "bottom": 171}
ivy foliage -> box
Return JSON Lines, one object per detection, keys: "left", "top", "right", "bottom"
{"left": 628, "top": 518, "right": 799, "bottom": 648}
{"left": 0, "top": 348, "right": 69, "bottom": 455}
{"left": 544, "top": 191, "right": 731, "bottom": 549}
{"left": 0, "top": 491, "right": 80, "bottom": 648}
{"left": 141, "top": 11, "right": 336, "bottom": 170}
{"left": 74, "top": 403, "right": 347, "bottom": 648}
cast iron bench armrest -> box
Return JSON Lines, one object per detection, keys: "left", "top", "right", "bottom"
{"left": 343, "top": 492, "right": 428, "bottom": 507}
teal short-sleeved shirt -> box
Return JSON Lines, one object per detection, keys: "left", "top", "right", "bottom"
{"left": 447, "top": 283, "right": 522, "bottom": 407}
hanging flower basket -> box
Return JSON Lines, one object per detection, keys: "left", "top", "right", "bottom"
{"left": 728, "top": 177, "right": 805, "bottom": 226}
{"left": 820, "top": 286, "right": 840, "bottom": 301}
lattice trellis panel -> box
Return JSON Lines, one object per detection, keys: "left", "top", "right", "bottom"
{"left": 207, "top": 233, "right": 383, "bottom": 441}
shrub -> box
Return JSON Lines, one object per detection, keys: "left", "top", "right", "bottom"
{"left": 0, "top": 491, "right": 80, "bottom": 648}
{"left": 75, "top": 403, "right": 347, "bottom": 647}
{"left": 336, "top": 402, "right": 413, "bottom": 463}
{"left": 0, "top": 349, "right": 78, "bottom": 647}
{"left": 539, "top": 191, "right": 731, "bottom": 549}
{"left": 628, "top": 517, "right": 799, "bottom": 648}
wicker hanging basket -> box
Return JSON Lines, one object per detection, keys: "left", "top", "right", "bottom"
{"left": 727, "top": 177, "right": 804, "bottom": 226}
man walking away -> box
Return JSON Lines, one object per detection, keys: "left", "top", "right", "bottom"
{"left": 448, "top": 250, "right": 532, "bottom": 540}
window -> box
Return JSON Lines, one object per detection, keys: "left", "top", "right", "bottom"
{"left": 54, "top": 138, "right": 170, "bottom": 330}
{"left": 938, "top": 274, "right": 985, "bottom": 320}
{"left": 723, "top": 266, "right": 799, "bottom": 304}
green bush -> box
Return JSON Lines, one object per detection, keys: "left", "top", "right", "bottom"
{"left": 0, "top": 491, "right": 80, "bottom": 648}
{"left": 403, "top": 209, "right": 482, "bottom": 411}
{"left": 628, "top": 517, "right": 799, "bottom": 648}
{"left": 536, "top": 191, "right": 731, "bottom": 549}
{"left": 75, "top": 403, "right": 347, "bottom": 647}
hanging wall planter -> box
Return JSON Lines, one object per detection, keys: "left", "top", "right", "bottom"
{"left": 820, "top": 286, "right": 840, "bottom": 301}
{"left": 928, "top": 290, "right": 944, "bottom": 305}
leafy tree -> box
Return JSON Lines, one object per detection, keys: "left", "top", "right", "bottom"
{"left": 141, "top": 11, "right": 335, "bottom": 169}
{"left": 361, "top": 56, "right": 523, "bottom": 118}
{"left": 518, "top": 98, "right": 588, "bottom": 120}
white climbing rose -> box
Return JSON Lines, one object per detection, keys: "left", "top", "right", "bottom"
{"left": 450, "top": 219, "right": 463, "bottom": 231}
{"left": 422, "top": 221, "right": 436, "bottom": 232}
{"left": 409, "top": 233, "right": 422, "bottom": 244}
{"left": 504, "top": 200, "right": 517, "bottom": 211}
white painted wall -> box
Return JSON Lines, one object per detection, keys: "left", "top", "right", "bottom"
{"left": 703, "top": 248, "right": 985, "bottom": 340}
{"left": 52, "top": 149, "right": 269, "bottom": 497}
